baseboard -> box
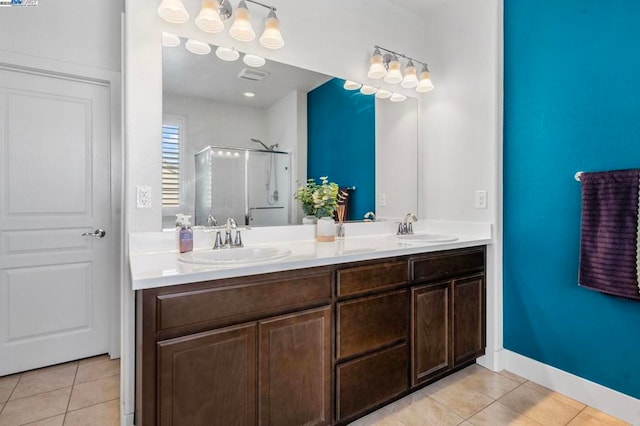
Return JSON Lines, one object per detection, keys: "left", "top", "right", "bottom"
{"left": 120, "top": 412, "right": 134, "bottom": 426}
{"left": 503, "top": 350, "right": 640, "bottom": 424}
{"left": 476, "top": 348, "right": 506, "bottom": 372}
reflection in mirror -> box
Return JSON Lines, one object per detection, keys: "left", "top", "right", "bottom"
{"left": 161, "top": 38, "right": 418, "bottom": 228}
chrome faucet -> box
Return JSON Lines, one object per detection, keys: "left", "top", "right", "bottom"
{"left": 213, "top": 218, "right": 246, "bottom": 249}
{"left": 364, "top": 211, "right": 376, "bottom": 222}
{"left": 397, "top": 212, "right": 418, "bottom": 235}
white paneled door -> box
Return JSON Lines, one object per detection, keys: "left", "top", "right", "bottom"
{"left": 0, "top": 67, "right": 112, "bottom": 375}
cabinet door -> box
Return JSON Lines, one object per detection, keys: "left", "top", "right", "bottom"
{"left": 411, "top": 282, "right": 452, "bottom": 386}
{"left": 157, "top": 323, "right": 257, "bottom": 426}
{"left": 453, "top": 275, "right": 486, "bottom": 365}
{"left": 259, "top": 306, "right": 331, "bottom": 426}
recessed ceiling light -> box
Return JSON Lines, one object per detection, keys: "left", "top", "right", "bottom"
{"left": 243, "top": 92, "right": 256, "bottom": 98}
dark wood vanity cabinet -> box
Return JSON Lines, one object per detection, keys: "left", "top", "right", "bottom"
{"left": 410, "top": 248, "right": 486, "bottom": 388}
{"left": 136, "top": 247, "right": 486, "bottom": 426}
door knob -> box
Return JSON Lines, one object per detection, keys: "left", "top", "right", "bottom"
{"left": 82, "top": 229, "right": 106, "bottom": 238}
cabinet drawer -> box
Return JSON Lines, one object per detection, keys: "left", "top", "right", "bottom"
{"left": 411, "top": 248, "right": 484, "bottom": 282}
{"left": 336, "top": 344, "right": 408, "bottom": 422}
{"left": 337, "top": 260, "right": 408, "bottom": 297}
{"left": 337, "top": 290, "right": 408, "bottom": 360}
{"left": 156, "top": 270, "right": 332, "bottom": 333}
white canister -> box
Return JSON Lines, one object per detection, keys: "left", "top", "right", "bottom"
{"left": 316, "top": 217, "right": 336, "bottom": 242}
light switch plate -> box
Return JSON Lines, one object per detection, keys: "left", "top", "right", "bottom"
{"left": 378, "top": 192, "right": 387, "bottom": 207}
{"left": 475, "top": 190, "right": 487, "bottom": 209}
{"left": 137, "top": 186, "right": 152, "bottom": 209}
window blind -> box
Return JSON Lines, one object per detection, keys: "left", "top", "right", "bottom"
{"left": 162, "top": 124, "right": 180, "bottom": 207}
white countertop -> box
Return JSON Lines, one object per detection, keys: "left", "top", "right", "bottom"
{"left": 129, "top": 220, "right": 492, "bottom": 290}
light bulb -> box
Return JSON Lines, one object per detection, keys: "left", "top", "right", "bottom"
{"left": 401, "top": 60, "right": 419, "bottom": 88}
{"left": 375, "top": 89, "right": 392, "bottom": 99}
{"left": 384, "top": 55, "right": 403, "bottom": 84}
{"left": 157, "top": 0, "right": 189, "bottom": 24}
{"left": 185, "top": 39, "right": 211, "bottom": 55}
{"left": 162, "top": 32, "right": 181, "bottom": 47}
{"left": 259, "top": 9, "right": 284, "bottom": 49}
{"left": 390, "top": 93, "right": 407, "bottom": 102}
{"left": 229, "top": 0, "right": 256, "bottom": 42}
{"left": 360, "top": 85, "right": 377, "bottom": 95}
{"left": 367, "top": 48, "right": 387, "bottom": 79}
{"left": 416, "top": 65, "right": 435, "bottom": 92}
{"left": 343, "top": 80, "right": 362, "bottom": 90}
{"left": 243, "top": 54, "right": 266, "bottom": 67}
{"left": 195, "top": 0, "right": 224, "bottom": 33}
{"left": 215, "top": 46, "right": 240, "bottom": 61}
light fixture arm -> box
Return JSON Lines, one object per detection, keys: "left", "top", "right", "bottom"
{"left": 218, "top": 0, "right": 276, "bottom": 21}
{"left": 245, "top": 0, "right": 276, "bottom": 12}
{"left": 374, "top": 45, "right": 428, "bottom": 67}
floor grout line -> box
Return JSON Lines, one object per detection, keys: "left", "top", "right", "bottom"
{"left": 65, "top": 396, "right": 120, "bottom": 415}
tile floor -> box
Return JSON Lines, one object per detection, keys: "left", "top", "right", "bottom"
{"left": 0, "top": 357, "right": 629, "bottom": 426}
{"left": 0, "top": 355, "right": 119, "bottom": 426}
{"left": 350, "top": 365, "right": 630, "bottom": 426}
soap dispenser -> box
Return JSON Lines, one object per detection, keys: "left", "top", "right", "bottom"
{"left": 179, "top": 215, "right": 193, "bottom": 253}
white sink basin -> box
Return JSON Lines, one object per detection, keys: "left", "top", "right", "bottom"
{"left": 397, "top": 233, "right": 458, "bottom": 243}
{"left": 179, "top": 246, "right": 291, "bottom": 265}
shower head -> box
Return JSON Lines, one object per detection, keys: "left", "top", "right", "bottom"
{"left": 250, "top": 138, "right": 271, "bottom": 151}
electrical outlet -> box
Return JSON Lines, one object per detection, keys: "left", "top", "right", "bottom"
{"left": 475, "top": 190, "right": 487, "bottom": 209}
{"left": 378, "top": 192, "right": 387, "bottom": 207}
{"left": 137, "top": 186, "right": 152, "bottom": 209}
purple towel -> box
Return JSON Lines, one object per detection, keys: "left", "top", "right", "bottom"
{"left": 579, "top": 169, "right": 640, "bottom": 300}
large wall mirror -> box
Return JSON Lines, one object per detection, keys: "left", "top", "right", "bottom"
{"left": 162, "top": 39, "right": 418, "bottom": 228}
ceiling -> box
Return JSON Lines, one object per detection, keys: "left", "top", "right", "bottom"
{"left": 385, "top": 0, "right": 448, "bottom": 19}
{"left": 163, "top": 40, "right": 331, "bottom": 109}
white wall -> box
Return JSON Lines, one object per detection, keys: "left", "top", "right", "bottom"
{"left": 376, "top": 98, "right": 419, "bottom": 220}
{"left": 419, "top": 0, "right": 503, "bottom": 370}
{"left": 265, "top": 90, "right": 306, "bottom": 223}
{"left": 420, "top": 0, "right": 500, "bottom": 224}
{"left": 0, "top": 0, "right": 121, "bottom": 72}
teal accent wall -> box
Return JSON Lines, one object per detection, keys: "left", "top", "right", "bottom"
{"left": 504, "top": 1, "right": 640, "bottom": 398}
{"left": 307, "top": 78, "right": 375, "bottom": 220}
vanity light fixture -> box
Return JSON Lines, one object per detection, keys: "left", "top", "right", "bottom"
{"left": 195, "top": 0, "right": 225, "bottom": 33}
{"left": 389, "top": 93, "right": 407, "bottom": 103}
{"left": 400, "top": 60, "right": 419, "bottom": 89}
{"left": 359, "top": 85, "right": 378, "bottom": 95}
{"left": 367, "top": 48, "right": 387, "bottom": 79}
{"left": 215, "top": 46, "right": 240, "bottom": 61}
{"left": 384, "top": 55, "right": 403, "bottom": 84}
{"left": 243, "top": 54, "right": 266, "bottom": 67}
{"left": 157, "top": 0, "right": 189, "bottom": 23}
{"left": 375, "top": 89, "right": 392, "bottom": 99}
{"left": 416, "top": 64, "right": 435, "bottom": 92}
{"left": 343, "top": 80, "right": 362, "bottom": 90}
{"left": 229, "top": 0, "right": 256, "bottom": 41}
{"left": 162, "top": 32, "right": 181, "bottom": 47}
{"left": 368, "top": 46, "right": 434, "bottom": 94}
{"left": 259, "top": 9, "right": 284, "bottom": 49}
{"left": 185, "top": 39, "right": 212, "bottom": 55}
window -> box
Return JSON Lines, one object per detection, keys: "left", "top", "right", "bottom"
{"left": 162, "top": 119, "right": 182, "bottom": 209}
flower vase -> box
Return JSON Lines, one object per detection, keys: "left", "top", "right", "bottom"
{"left": 316, "top": 217, "right": 336, "bottom": 242}
{"left": 302, "top": 215, "right": 317, "bottom": 225}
